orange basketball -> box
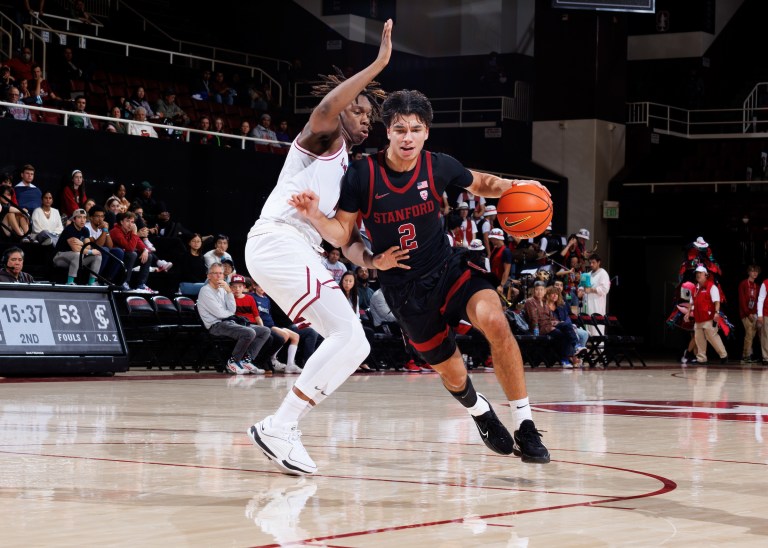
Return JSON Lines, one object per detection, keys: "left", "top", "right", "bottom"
{"left": 495, "top": 185, "right": 552, "bottom": 239}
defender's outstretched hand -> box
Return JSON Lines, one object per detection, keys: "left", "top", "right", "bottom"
{"left": 372, "top": 246, "right": 410, "bottom": 271}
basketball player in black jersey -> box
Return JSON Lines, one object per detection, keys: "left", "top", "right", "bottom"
{"left": 289, "top": 89, "right": 550, "bottom": 463}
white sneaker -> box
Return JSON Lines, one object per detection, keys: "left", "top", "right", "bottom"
{"left": 284, "top": 363, "right": 302, "bottom": 374}
{"left": 143, "top": 238, "right": 156, "bottom": 252}
{"left": 156, "top": 260, "right": 173, "bottom": 272}
{"left": 241, "top": 357, "right": 265, "bottom": 375}
{"left": 271, "top": 358, "right": 287, "bottom": 372}
{"left": 227, "top": 357, "right": 247, "bottom": 375}
{"left": 247, "top": 416, "right": 317, "bottom": 475}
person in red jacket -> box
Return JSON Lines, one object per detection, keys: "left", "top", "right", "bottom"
{"left": 684, "top": 265, "right": 728, "bottom": 364}
{"left": 60, "top": 169, "right": 88, "bottom": 218}
{"left": 738, "top": 265, "right": 760, "bottom": 364}
{"left": 109, "top": 212, "right": 156, "bottom": 292}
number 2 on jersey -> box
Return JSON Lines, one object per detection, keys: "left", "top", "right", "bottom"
{"left": 398, "top": 223, "right": 418, "bottom": 250}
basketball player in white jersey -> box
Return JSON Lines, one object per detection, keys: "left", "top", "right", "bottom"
{"left": 245, "top": 19, "right": 400, "bottom": 475}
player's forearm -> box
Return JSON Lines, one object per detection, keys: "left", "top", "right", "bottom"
{"left": 306, "top": 212, "right": 351, "bottom": 249}
{"left": 342, "top": 240, "right": 375, "bottom": 270}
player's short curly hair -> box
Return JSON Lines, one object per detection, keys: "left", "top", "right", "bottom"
{"left": 312, "top": 66, "right": 387, "bottom": 122}
{"left": 381, "top": 89, "right": 434, "bottom": 128}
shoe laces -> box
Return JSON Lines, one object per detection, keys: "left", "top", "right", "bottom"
{"left": 286, "top": 424, "right": 303, "bottom": 442}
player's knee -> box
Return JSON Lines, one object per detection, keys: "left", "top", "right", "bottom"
{"left": 350, "top": 322, "right": 370, "bottom": 360}
{"left": 479, "top": 310, "right": 511, "bottom": 343}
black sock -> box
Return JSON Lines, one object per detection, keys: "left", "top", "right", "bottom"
{"left": 448, "top": 375, "right": 478, "bottom": 408}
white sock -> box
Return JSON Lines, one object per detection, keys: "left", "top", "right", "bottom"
{"left": 510, "top": 397, "right": 532, "bottom": 428}
{"left": 466, "top": 394, "right": 491, "bottom": 417}
{"left": 273, "top": 390, "right": 307, "bottom": 425}
{"left": 286, "top": 344, "right": 298, "bottom": 367}
{"left": 297, "top": 401, "right": 313, "bottom": 421}
{"left": 297, "top": 389, "right": 326, "bottom": 420}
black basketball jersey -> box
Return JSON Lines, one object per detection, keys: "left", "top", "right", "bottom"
{"left": 339, "top": 150, "right": 473, "bottom": 285}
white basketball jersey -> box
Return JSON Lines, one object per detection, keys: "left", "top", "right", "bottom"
{"left": 254, "top": 137, "right": 348, "bottom": 246}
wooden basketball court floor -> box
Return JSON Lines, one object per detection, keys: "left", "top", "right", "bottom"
{"left": 2, "top": 363, "right": 768, "bottom": 547}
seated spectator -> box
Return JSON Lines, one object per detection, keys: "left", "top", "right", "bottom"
{"left": 195, "top": 115, "right": 213, "bottom": 145}
{"left": 211, "top": 116, "right": 228, "bottom": 147}
{"left": 203, "top": 234, "right": 233, "bottom": 268}
{"left": 104, "top": 195, "right": 122, "bottom": 227}
{"left": 126, "top": 86, "right": 159, "bottom": 121}
{"left": 196, "top": 263, "right": 270, "bottom": 375}
{"left": 355, "top": 266, "right": 375, "bottom": 309}
{"left": 132, "top": 181, "right": 165, "bottom": 226}
{"left": 251, "top": 113, "right": 278, "bottom": 151}
{"left": 274, "top": 119, "right": 293, "bottom": 147}
{"left": 29, "top": 64, "right": 65, "bottom": 108}
{"left": 103, "top": 105, "right": 128, "bottom": 134}
{"left": 67, "top": 95, "right": 94, "bottom": 129}
{"left": 1, "top": 185, "right": 31, "bottom": 241}
{"left": 115, "top": 183, "right": 131, "bottom": 212}
{"left": 155, "top": 88, "right": 190, "bottom": 129}
{"left": 523, "top": 281, "right": 571, "bottom": 368}
{"left": 70, "top": 0, "right": 95, "bottom": 24}
{"left": 250, "top": 279, "right": 302, "bottom": 373}
{"left": 60, "top": 169, "right": 88, "bottom": 218}
{"left": 85, "top": 205, "right": 126, "bottom": 285}
{"left": 221, "top": 257, "right": 235, "bottom": 282}
{"left": 0, "top": 246, "right": 34, "bottom": 283}
{"left": 231, "top": 119, "right": 251, "bottom": 149}
{"left": 49, "top": 46, "right": 88, "bottom": 99}
{"left": 30, "top": 190, "right": 64, "bottom": 245}
{"left": 151, "top": 208, "right": 203, "bottom": 265}
{"left": 7, "top": 47, "right": 35, "bottom": 82}
{"left": 177, "top": 233, "right": 207, "bottom": 296}
{"left": 340, "top": 271, "right": 373, "bottom": 371}
{"left": 14, "top": 164, "right": 41, "bottom": 214}
{"left": 190, "top": 69, "right": 211, "bottom": 101}
{"left": 0, "top": 66, "right": 15, "bottom": 95}
{"left": 546, "top": 285, "right": 587, "bottom": 367}
{"left": 109, "top": 211, "right": 156, "bottom": 292}
{"left": 53, "top": 208, "right": 101, "bottom": 285}
{"left": 322, "top": 247, "right": 347, "bottom": 283}
{"left": 127, "top": 106, "right": 159, "bottom": 138}
{"left": 0, "top": 172, "right": 16, "bottom": 201}
{"left": 2, "top": 86, "right": 33, "bottom": 121}
{"left": 211, "top": 71, "right": 235, "bottom": 105}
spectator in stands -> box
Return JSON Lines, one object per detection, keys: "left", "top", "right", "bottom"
{"left": 177, "top": 233, "right": 207, "bottom": 296}
{"left": 127, "top": 106, "right": 158, "bottom": 138}
{"left": 355, "top": 266, "right": 374, "bottom": 310}
{"left": 190, "top": 69, "right": 212, "bottom": 101}
{"left": 546, "top": 285, "right": 586, "bottom": 368}
{"left": 156, "top": 88, "right": 190, "bottom": 127}
{"left": 83, "top": 198, "right": 95, "bottom": 212}
{"left": 132, "top": 181, "right": 165, "bottom": 226}
{"left": 211, "top": 116, "right": 228, "bottom": 147}
{"left": 3, "top": 86, "right": 33, "bottom": 121}
{"left": 126, "top": 86, "right": 159, "bottom": 121}
{"left": 561, "top": 227, "right": 591, "bottom": 263}
{"left": 30, "top": 190, "right": 63, "bottom": 245}
{"left": 15, "top": 164, "right": 41, "bottom": 214}
{"left": 221, "top": 258, "right": 235, "bottom": 282}
{"left": 104, "top": 105, "right": 128, "bottom": 134}
{"left": 455, "top": 189, "right": 486, "bottom": 212}
{"left": 151, "top": 208, "right": 204, "bottom": 266}
{"left": 69, "top": 0, "right": 95, "bottom": 24}
{"left": 109, "top": 211, "right": 155, "bottom": 292}
{"left": 524, "top": 280, "right": 569, "bottom": 362}
{"left": 115, "top": 184, "right": 130, "bottom": 212}
{"left": 368, "top": 287, "right": 397, "bottom": 330}
{"left": 456, "top": 201, "right": 476, "bottom": 246}
{"left": 16, "top": 77, "right": 34, "bottom": 105}
{"left": 7, "top": 47, "right": 35, "bottom": 81}
{"left": 60, "top": 168, "right": 88, "bottom": 218}
{"left": 197, "top": 263, "right": 270, "bottom": 375}
{"left": 488, "top": 227, "right": 517, "bottom": 303}
{"left": 248, "top": 83, "right": 269, "bottom": 112}
{"left": 250, "top": 279, "right": 302, "bottom": 373}
{"left": 321, "top": 247, "right": 347, "bottom": 283}
{"left": 583, "top": 253, "right": 610, "bottom": 336}
{"left": 67, "top": 95, "right": 94, "bottom": 129}
{"left": 104, "top": 195, "right": 122, "bottom": 227}
{"left": 29, "top": 64, "right": 64, "bottom": 107}
{"left": 53, "top": 208, "right": 101, "bottom": 285}
{"left": 0, "top": 172, "right": 15, "bottom": 201}
{"left": 0, "top": 246, "right": 34, "bottom": 283}
{"left": 479, "top": 205, "right": 497, "bottom": 251}
{"left": 274, "top": 119, "right": 293, "bottom": 147}
{"left": 85, "top": 205, "right": 126, "bottom": 285}
{"left": 340, "top": 271, "right": 373, "bottom": 371}
{"left": 251, "top": 113, "right": 277, "bottom": 150}
{"left": 12, "top": 1, "right": 44, "bottom": 45}
{"left": 0, "top": 66, "right": 15, "bottom": 95}
{"left": 203, "top": 234, "right": 233, "bottom": 268}
{"left": 232, "top": 119, "right": 251, "bottom": 149}
{"left": 49, "top": 46, "right": 88, "bottom": 98}
{"left": 195, "top": 115, "right": 212, "bottom": 145}
{"left": 0, "top": 185, "right": 30, "bottom": 241}
{"left": 211, "top": 71, "right": 236, "bottom": 105}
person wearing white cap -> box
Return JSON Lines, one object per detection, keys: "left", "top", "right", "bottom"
{"left": 488, "top": 228, "right": 517, "bottom": 303}
{"left": 583, "top": 253, "right": 610, "bottom": 338}
{"left": 479, "top": 204, "right": 497, "bottom": 252}
{"left": 684, "top": 265, "right": 728, "bottom": 364}
{"left": 561, "top": 227, "right": 592, "bottom": 263}
{"left": 454, "top": 201, "right": 475, "bottom": 246}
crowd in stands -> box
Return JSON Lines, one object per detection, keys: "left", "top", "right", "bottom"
{"left": 1, "top": 46, "right": 297, "bottom": 152}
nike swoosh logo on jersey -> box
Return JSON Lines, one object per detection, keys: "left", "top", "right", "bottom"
{"left": 504, "top": 217, "right": 530, "bottom": 228}
{"left": 375, "top": 192, "right": 390, "bottom": 199}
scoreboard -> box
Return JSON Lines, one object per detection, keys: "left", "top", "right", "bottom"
{"left": 0, "top": 284, "right": 128, "bottom": 375}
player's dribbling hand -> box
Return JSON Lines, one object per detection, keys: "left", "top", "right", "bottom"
{"left": 288, "top": 190, "right": 320, "bottom": 218}
{"left": 514, "top": 179, "right": 551, "bottom": 197}
{"left": 372, "top": 246, "right": 410, "bottom": 271}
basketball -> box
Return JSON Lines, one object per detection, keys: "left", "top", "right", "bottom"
{"left": 495, "top": 185, "right": 552, "bottom": 239}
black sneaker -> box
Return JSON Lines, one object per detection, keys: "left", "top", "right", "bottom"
{"left": 720, "top": 356, "right": 729, "bottom": 365}
{"left": 471, "top": 394, "right": 514, "bottom": 455}
{"left": 513, "top": 419, "right": 551, "bottom": 463}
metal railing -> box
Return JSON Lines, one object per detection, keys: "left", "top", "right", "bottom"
{"left": 627, "top": 89, "right": 768, "bottom": 139}
{"left": 114, "top": 0, "right": 291, "bottom": 74}
{"left": 25, "top": 24, "right": 283, "bottom": 106}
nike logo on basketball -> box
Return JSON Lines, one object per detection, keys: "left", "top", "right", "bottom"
{"left": 375, "top": 192, "right": 390, "bottom": 199}
{"left": 504, "top": 217, "right": 530, "bottom": 228}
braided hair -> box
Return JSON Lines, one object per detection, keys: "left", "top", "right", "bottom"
{"left": 312, "top": 66, "right": 387, "bottom": 122}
